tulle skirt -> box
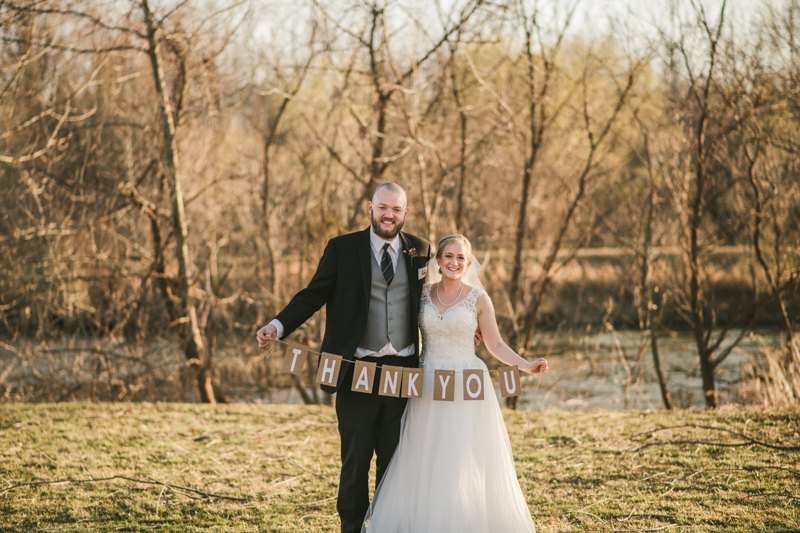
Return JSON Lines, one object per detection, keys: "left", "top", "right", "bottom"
{"left": 362, "top": 360, "right": 536, "bottom": 533}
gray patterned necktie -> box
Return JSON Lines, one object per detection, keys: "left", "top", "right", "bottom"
{"left": 381, "top": 243, "right": 394, "bottom": 286}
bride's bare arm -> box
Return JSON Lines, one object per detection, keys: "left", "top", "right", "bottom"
{"left": 476, "top": 293, "right": 548, "bottom": 374}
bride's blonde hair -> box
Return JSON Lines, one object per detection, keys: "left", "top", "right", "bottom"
{"left": 435, "top": 234, "right": 472, "bottom": 264}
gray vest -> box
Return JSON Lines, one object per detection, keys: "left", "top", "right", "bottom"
{"left": 359, "top": 250, "right": 413, "bottom": 351}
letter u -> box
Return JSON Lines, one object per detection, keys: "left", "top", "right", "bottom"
{"left": 503, "top": 371, "right": 516, "bottom": 394}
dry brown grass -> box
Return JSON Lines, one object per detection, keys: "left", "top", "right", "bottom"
{"left": 2, "top": 403, "right": 799, "bottom": 532}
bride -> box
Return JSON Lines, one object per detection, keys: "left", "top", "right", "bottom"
{"left": 363, "top": 234, "right": 548, "bottom": 533}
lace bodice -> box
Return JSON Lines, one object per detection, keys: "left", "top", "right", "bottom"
{"left": 419, "top": 284, "right": 486, "bottom": 369}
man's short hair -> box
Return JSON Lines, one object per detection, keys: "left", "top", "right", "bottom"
{"left": 372, "top": 182, "right": 407, "bottom": 207}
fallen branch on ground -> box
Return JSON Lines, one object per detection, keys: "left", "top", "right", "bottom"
{"left": 0, "top": 475, "right": 251, "bottom": 501}
{"left": 613, "top": 513, "right": 682, "bottom": 522}
{"left": 685, "top": 465, "right": 800, "bottom": 478}
{"left": 738, "top": 491, "right": 800, "bottom": 501}
{"left": 630, "top": 424, "right": 800, "bottom": 452}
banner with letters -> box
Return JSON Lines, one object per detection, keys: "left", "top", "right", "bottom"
{"left": 270, "top": 339, "right": 528, "bottom": 401}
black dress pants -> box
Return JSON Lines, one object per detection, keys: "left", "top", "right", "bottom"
{"left": 335, "top": 354, "right": 416, "bottom": 533}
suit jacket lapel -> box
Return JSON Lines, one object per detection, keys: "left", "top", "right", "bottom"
{"left": 399, "top": 232, "right": 423, "bottom": 357}
{"left": 399, "top": 233, "right": 412, "bottom": 280}
{"left": 399, "top": 232, "right": 419, "bottom": 299}
{"left": 358, "top": 228, "right": 372, "bottom": 307}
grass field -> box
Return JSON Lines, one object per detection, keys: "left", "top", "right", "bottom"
{"left": 1, "top": 403, "right": 798, "bottom": 532}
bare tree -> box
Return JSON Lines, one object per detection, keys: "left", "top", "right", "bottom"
{"left": 2, "top": 0, "right": 251, "bottom": 403}
{"left": 3, "top": 0, "right": 798, "bottom": 409}
{"left": 631, "top": 122, "right": 673, "bottom": 410}
{"left": 252, "top": 22, "right": 318, "bottom": 313}
{"left": 309, "top": 0, "right": 485, "bottom": 231}
{"left": 659, "top": 0, "right": 797, "bottom": 407}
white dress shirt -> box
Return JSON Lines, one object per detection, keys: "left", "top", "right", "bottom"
{"left": 268, "top": 226, "right": 415, "bottom": 358}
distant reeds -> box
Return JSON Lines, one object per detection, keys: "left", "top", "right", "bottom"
{"left": 740, "top": 341, "right": 800, "bottom": 407}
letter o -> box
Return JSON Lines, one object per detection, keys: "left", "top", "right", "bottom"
{"left": 466, "top": 373, "right": 482, "bottom": 398}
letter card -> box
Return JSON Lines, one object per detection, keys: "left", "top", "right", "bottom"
{"left": 378, "top": 365, "right": 403, "bottom": 397}
{"left": 498, "top": 365, "right": 521, "bottom": 398}
{"left": 433, "top": 369, "right": 455, "bottom": 401}
{"left": 281, "top": 343, "right": 308, "bottom": 376}
{"left": 463, "top": 369, "right": 485, "bottom": 401}
{"left": 401, "top": 368, "right": 423, "bottom": 398}
{"left": 315, "top": 352, "right": 342, "bottom": 386}
{"left": 351, "top": 360, "right": 377, "bottom": 393}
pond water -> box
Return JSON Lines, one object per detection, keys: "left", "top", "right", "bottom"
{"left": 1, "top": 329, "right": 784, "bottom": 409}
{"left": 512, "top": 328, "right": 782, "bottom": 410}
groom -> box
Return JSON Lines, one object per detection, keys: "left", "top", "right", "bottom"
{"left": 257, "top": 182, "right": 431, "bottom": 533}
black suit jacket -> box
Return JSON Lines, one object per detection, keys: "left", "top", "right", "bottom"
{"left": 275, "top": 228, "right": 432, "bottom": 393}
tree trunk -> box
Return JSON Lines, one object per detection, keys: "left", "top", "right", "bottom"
{"left": 348, "top": 92, "right": 388, "bottom": 231}
{"left": 451, "top": 43, "right": 469, "bottom": 234}
{"left": 293, "top": 375, "right": 314, "bottom": 405}
{"left": 262, "top": 144, "right": 280, "bottom": 309}
{"left": 700, "top": 349, "right": 718, "bottom": 408}
{"left": 637, "top": 155, "right": 672, "bottom": 410}
{"left": 650, "top": 325, "right": 673, "bottom": 410}
{"left": 689, "top": 167, "right": 710, "bottom": 407}
{"left": 685, "top": 3, "right": 722, "bottom": 408}
{"left": 203, "top": 242, "right": 227, "bottom": 404}
{"left": 508, "top": 28, "right": 542, "bottom": 369}
{"left": 142, "top": 0, "right": 214, "bottom": 403}
{"left": 509, "top": 114, "right": 536, "bottom": 319}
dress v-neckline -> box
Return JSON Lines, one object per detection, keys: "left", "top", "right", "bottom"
{"left": 427, "top": 284, "right": 475, "bottom": 317}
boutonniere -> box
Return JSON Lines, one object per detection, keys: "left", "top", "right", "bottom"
{"left": 406, "top": 248, "right": 427, "bottom": 280}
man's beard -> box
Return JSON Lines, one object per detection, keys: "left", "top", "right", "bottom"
{"left": 371, "top": 211, "right": 405, "bottom": 239}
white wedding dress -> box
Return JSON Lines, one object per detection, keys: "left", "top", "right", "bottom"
{"left": 363, "top": 285, "right": 536, "bottom": 533}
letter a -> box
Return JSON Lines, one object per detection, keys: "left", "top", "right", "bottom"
{"left": 350, "top": 360, "right": 376, "bottom": 393}
{"left": 356, "top": 367, "right": 370, "bottom": 390}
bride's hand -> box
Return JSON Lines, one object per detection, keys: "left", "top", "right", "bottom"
{"left": 523, "top": 358, "right": 548, "bottom": 374}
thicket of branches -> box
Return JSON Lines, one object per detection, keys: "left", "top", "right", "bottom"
{"left": 1, "top": 0, "right": 798, "bottom": 407}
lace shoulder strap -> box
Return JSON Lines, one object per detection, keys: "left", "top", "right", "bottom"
{"left": 422, "top": 284, "right": 432, "bottom": 302}
{"left": 462, "top": 284, "right": 484, "bottom": 311}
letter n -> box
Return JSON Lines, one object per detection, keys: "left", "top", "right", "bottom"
{"left": 378, "top": 365, "right": 402, "bottom": 397}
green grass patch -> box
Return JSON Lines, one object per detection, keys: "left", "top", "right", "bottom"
{"left": 1, "top": 403, "right": 798, "bottom": 532}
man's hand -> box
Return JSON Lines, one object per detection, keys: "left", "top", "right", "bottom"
{"left": 257, "top": 323, "right": 278, "bottom": 351}
{"left": 473, "top": 327, "right": 483, "bottom": 348}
